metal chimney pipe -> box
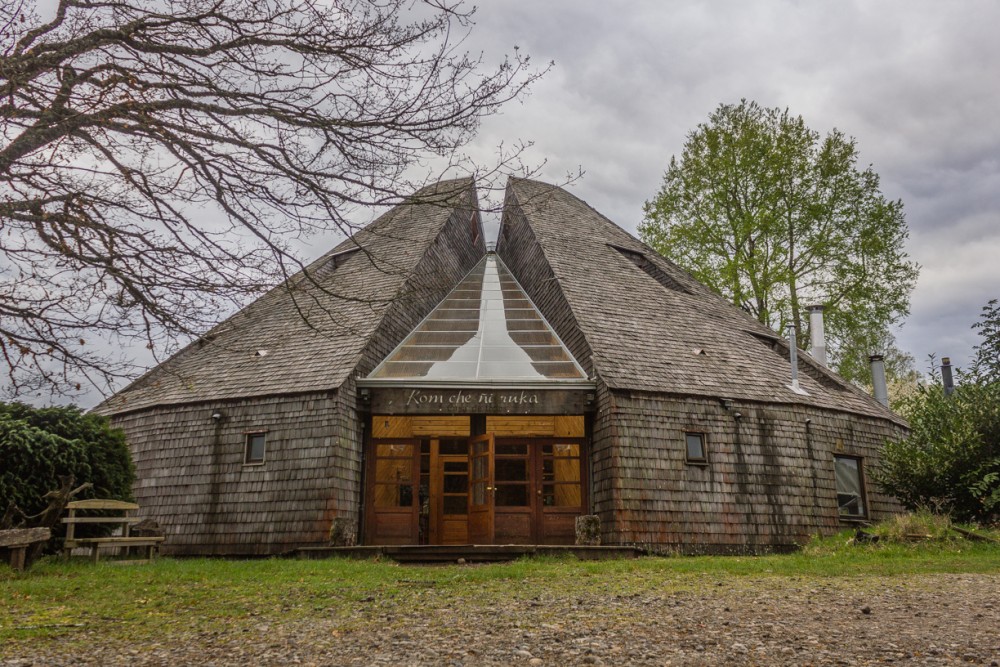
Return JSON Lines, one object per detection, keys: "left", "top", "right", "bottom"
{"left": 869, "top": 354, "right": 889, "bottom": 407}
{"left": 787, "top": 323, "right": 801, "bottom": 393}
{"left": 941, "top": 357, "right": 955, "bottom": 396}
{"left": 806, "top": 305, "right": 827, "bottom": 367}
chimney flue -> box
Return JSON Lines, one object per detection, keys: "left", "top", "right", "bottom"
{"left": 786, "top": 323, "right": 806, "bottom": 394}
{"left": 807, "top": 305, "right": 827, "bottom": 367}
{"left": 941, "top": 357, "right": 955, "bottom": 396}
{"left": 870, "top": 354, "right": 889, "bottom": 407}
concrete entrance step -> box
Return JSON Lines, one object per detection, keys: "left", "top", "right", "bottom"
{"left": 294, "top": 544, "right": 644, "bottom": 563}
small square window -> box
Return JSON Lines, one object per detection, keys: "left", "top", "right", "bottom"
{"left": 834, "top": 455, "right": 866, "bottom": 518}
{"left": 245, "top": 432, "right": 267, "bottom": 465}
{"left": 685, "top": 432, "right": 707, "bottom": 464}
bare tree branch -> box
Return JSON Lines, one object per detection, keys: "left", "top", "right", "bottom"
{"left": 0, "top": 0, "right": 550, "bottom": 398}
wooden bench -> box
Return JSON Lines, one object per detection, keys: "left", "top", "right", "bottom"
{"left": 1, "top": 527, "right": 51, "bottom": 571}
{"left": 62, "top": 500, "right": 164, "bottom": 563}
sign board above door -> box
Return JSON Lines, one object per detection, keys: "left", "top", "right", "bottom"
{"left": 366, "top": 387, "right": 594, "bottom": 415}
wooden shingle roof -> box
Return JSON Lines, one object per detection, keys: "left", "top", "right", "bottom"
{"left": 503, "top": 178, "right": 903, "bottom": 423}
{"left": 96, "top": 179, "right": 478, "bottom": 415}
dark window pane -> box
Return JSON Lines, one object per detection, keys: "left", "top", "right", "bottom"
{"left": 685, "top": 433, "right": 706, "bottom": 461}
{"left": 495, "top": 458, "right": 528, "bottom": 482}
{"left": 835, "top": 456, "right": 865, "bottom": 517}
{"left": 440, "top": 439, "right": 468, "bottom": 455}
{"left": 443, "top": 460, "right": 468, "bottom": 473}
{"left": 473, "top": 455, "right": 488, "bottom": 479}
{"left": 443, "top": 495, "right": 467, "bottom": 515}
{"left": 495, "top": 484, "right": 529, "bottom": 506}
{"left": 444, "top": 474, "right": 468, "bottom": 493}
{"left": 496, "top": 443, "right": 528, "bottom": 456}
{"left": 246, "top": 434, "right": 266, "bottom": 463}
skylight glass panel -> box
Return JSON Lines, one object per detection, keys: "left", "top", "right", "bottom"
{"left": 368, "top": 255, "right": 587, "bottom": 382}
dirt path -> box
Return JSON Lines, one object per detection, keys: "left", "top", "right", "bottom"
{"left": 3, "top": 573, "right": 999, "bottom": 666}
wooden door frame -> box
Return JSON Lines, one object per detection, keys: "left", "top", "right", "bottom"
{"left": 467, "top": 433, "right": 495, "bottom": 544}
{"left": 535, "top": 437, "right": 588, "bottom": 544}
{"left": 364, "top": 438, "right": 422, "bottom": 545}
{"left": 493, "top": 436, "right": 588, "bottom": 543}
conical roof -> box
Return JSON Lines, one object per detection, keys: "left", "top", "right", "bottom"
{"left": 500, "top": 177, "right": 903, "bottom": 423}
{"left": 365, "top": 253, "right": 588, "bottom": 385}
{"left": 95, "top": 179, "right": 481, "bottom": 414}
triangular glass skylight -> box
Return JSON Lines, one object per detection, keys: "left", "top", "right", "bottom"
{"left": 367, "top": 254, "right": 588, "bottom": 382}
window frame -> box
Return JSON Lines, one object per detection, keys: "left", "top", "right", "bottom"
{"left": 684, "top": 431, "right": 709, "bottom": 466}
{"left": 834, "top": 454, "right": 867, "bottom": 520}
{"left": 244, "top": 431, "right": 268, "bottom": 466}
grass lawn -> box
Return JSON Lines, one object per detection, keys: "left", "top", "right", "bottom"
{"left": 2, "top": 532, "right": 999, "bottom": 651}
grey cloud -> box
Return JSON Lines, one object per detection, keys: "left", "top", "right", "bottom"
{"left": 466, "top": 0, "right": 1000, "bottom": 372}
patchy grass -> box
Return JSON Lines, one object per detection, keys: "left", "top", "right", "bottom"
{"left": 2, "top": 534, "right": 999, "bottom": 652}
{"left": 862, "top": 509, "right": 999, "bottom": 544}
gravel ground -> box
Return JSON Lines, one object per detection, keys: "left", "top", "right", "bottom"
{"left": 3, "top": 573, "right": 998, "bottom": 666}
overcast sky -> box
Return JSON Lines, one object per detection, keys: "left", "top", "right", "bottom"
{"left": 22, "top": 1, "right": 998, "bottom": 407}
{"left": 452, "top": 0, "right": 999, "bottom": 376}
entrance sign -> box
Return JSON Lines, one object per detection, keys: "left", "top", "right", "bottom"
{"left": 368, "top": 387, "right": 592, "bottom": 415}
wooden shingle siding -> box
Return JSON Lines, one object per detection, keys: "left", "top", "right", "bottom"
{"left": 112, "top": 391, "right": 349, "bottom": 556}
{"left": 595, "top": 390, "right": 904, "bottom": 553}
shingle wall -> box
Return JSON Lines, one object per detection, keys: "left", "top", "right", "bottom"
{"left": 598, "top": 389, "right": 906, "bottom": 553}
{"left": 112, "top": 392, "right": 346, "bottom": 555}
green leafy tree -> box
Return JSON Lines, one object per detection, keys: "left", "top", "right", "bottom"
{"left": 640, "top": 100, "right": 919, "bottom": 384}
{"left": 873, "top": 381, "right": 1000, "bottom": 524}
{"left": 971, "top": 299, "right": 1000, "bottom": 384}
{"left": 0, "top": 403, "right": 133, "bottom": 519}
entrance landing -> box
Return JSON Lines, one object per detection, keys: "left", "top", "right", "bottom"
{"left": 294, "top": 544, "right": 643, "bottom": 563}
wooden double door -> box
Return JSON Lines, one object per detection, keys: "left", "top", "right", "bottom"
{"left": 365, "top": 435, "right": 587, "bottom": 545}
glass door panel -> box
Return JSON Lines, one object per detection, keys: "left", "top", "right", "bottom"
{"left": 541, "top": 442, "right": 583, "bottom": 507}
{"left": 468, "top": 434, "right": 494, "bottom": 544}
{"left": 437, "top": 456, "right": 469, "bottom": 545}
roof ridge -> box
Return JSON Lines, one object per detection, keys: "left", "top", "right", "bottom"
{"left": 346, "top": 181, "right": 483, "bottom": 382}
{"left": 501, "top": 181, "right": 601, "bottom": 381}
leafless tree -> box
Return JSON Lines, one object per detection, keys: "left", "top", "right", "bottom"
{"left": 0, "top": 0, "right": 547, "bottom": 397}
